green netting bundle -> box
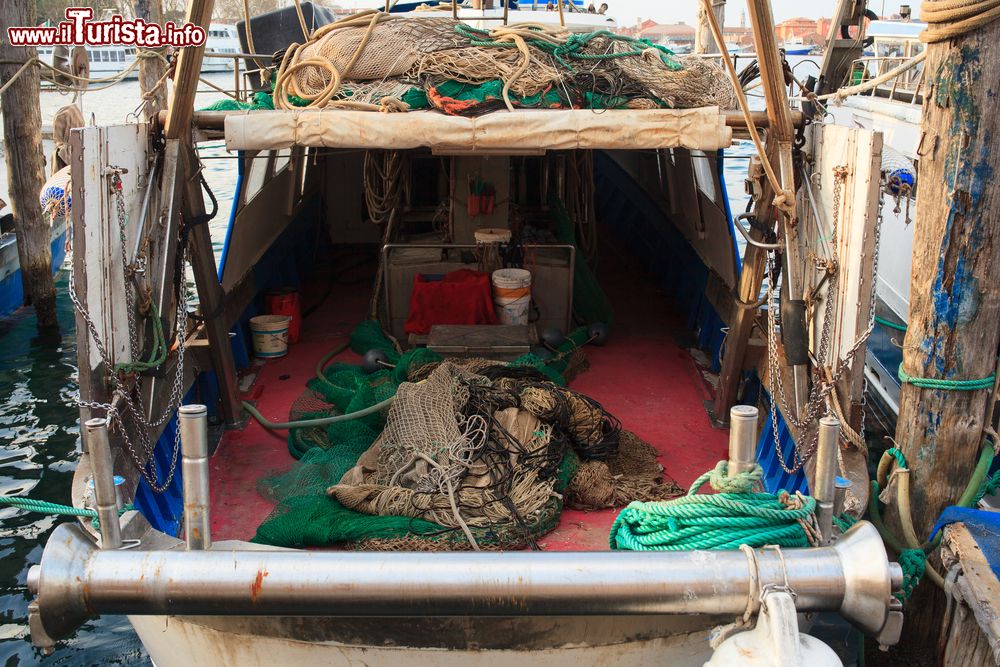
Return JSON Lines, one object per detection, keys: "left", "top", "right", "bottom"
{"left": 254, "top": 321, "right": 597, "bottom": 549}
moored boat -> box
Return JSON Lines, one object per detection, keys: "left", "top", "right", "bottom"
{"left": 23, "top": 2, "right": 917, "bottom": 664}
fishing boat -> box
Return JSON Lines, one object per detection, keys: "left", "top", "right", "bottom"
{"left": 24, "top": 1, "right": 916, "bottom": 664}
{"left": 0, "top": 175, "right": 69, "bottom": 319}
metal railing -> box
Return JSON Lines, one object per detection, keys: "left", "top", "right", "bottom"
{"left": 848, "top": 55, "right": 925, "bottom": 104}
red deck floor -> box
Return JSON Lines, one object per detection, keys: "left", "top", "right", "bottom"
{"left": 209, "top": 249, "right": 729, "bottom": 549}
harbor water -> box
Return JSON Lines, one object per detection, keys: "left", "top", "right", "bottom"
{"left": 0, "top": 58, "right": 816, "bottom": 663}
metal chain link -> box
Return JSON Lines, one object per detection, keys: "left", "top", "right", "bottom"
{"left": 765, "top": 165, "right": 879, "bottom": 473}
{"left": 69, "top": 166, "right": 189, "bottom": 493}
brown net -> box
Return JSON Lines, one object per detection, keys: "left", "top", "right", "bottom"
{"left": 273, "top": 11, "right": 737, "bottom": 114}
{"left": 566, "top": 431, "right": 683, "bottom": 510}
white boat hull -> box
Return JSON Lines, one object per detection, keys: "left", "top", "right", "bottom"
{"left": 131, "top": 614, "right": 716, "bottom": 666}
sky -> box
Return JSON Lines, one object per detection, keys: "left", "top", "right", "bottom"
{"left": 601, "top": 0, "right": 911, "bottom": 28}
{"left": 347, "top": 1, "right": 914, "bottom": 28}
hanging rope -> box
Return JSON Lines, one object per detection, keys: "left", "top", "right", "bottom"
{"left": 610, "top": 461, "right": 819, "bottom": 551}
{"left": 697, "top": 0, "right": 795, "bottom": 217}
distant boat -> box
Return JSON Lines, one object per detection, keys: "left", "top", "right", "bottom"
{"left": 204, "top": 24, "right": 242, "bottom": 72}
{"left": 779, "top": 39, "right": 814, "bottom": 55}
{"left": 36, "top": 24, "right": 242, "bottom": 81}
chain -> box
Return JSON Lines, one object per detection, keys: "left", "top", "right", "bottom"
{"left": 69, "top": 167, "right": 189, "bottom": 493}
{"left": 766, "top": 166, "right": 840, "bottom": 473}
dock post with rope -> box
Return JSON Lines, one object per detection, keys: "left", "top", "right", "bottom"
{"left": 886, "top": 0, "right": 1000, "bottom": 652}
{"left": 0, "top": 0, "right": 59, "bottom": 330}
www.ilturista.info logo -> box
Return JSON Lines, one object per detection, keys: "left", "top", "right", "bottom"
{"left": 6, "top": 8, "right": 206, "bottom": 48}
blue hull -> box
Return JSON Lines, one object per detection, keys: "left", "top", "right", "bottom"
{"left": 0, "top": 223, "right": 68, "bottom": 318}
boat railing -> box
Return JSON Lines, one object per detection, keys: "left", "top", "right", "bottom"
{"left": 848, "top": 55, "right": 925, "bottom": 104}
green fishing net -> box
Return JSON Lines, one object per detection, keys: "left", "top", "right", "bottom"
{"left": 252, "top": 321, "right": 592, "bottom": 550}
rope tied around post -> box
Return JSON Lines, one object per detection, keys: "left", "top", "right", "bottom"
{"left": 897, "top": 363, "right": 996, "bottom": 391}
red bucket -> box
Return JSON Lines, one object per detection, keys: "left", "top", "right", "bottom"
{"left": 265, "top": 288, "right": 301, "bottom": 343}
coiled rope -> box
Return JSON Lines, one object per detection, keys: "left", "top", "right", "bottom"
{"left": 921, "top": 0, "right": 1000, "bottom": 43}
{"left": 609, "top": 461, "right": 819, "bottom": 551}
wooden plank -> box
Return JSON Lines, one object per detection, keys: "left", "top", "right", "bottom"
{"left": 941, "top": 525, "right": 1000, "bottom": 665}
{"left": 180, "top": 144, "right": 241, "bottom": 424}
{"left": 163, "top": 0, "right": 215, "bottom": 140}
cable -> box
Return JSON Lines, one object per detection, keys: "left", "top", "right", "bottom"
{"left": 242, "top": 396, "right": 393, "bottom": 432}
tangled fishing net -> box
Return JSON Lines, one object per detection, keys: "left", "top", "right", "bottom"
{"left": 253, "top": 321, "right": 681, "bottom": 551}
{"left": 264, "top": 10, "right": 736, "bottom": 116}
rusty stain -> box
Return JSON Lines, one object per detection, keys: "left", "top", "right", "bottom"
{"left": 250, "top": 568, "right": 268, "bottom": 602}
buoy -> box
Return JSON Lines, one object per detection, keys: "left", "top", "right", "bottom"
{"left": 587, "top": 322, "right": 610, "bottom": 346}
{"left": 532, "top": 347, "right": 555, "bottom": 361}
{"left": 540, "top": 327, "right": 566, "bottom": 350}
{"left": 362, "top": 349, "right": 392, "bottom": 374}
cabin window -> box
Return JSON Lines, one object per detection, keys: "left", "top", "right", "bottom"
{"left": 243, "top": 151, "right": 270, "bottom": 205}
{"left": 691, "top": 150, "right": 718, "bottom": 204}
{"left": 273, "top": 148, "right": 292, "bottom": 175}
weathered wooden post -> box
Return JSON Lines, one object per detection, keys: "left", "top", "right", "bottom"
{"left": 889, "top": 14, "right": 1000, "bottom": 647}
{"left": 0, "top": 0, "right": 59, "bottom": 330}
{"left": 695, "top": 0, "right": 725, "bottom": 55}
{"left": 136, "top": 0, "right": 170, "bottom": 122}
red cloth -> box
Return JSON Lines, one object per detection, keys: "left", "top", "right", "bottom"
{"left": 404, "top": 269, "right": 498, "bottom": 335}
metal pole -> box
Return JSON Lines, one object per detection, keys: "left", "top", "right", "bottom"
{"left": 179, "top": 404, "right": 211, "bottom": 550}
{"left": 815, "top": 415, "right": 840, "bottom": 544}
{"left": 29, "top": 521, "right": 902, "bottom": 644}
{"left": 84, "top": 418, "right": 122, "bottom": 550}
{"left": 728, "top": 405, "right": 759, "bottom": 476}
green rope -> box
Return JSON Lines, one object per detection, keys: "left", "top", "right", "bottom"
{"left": 0, "top": 495, "right": 133, "bottom": 532}
{"left": 114, "top": 302, "right": 167, "bottom": 373}
{"left": 610, "top": 461, "right": 816, "bottom": 551}
{"left": 833, "top": 512, "right": 858, "bottom": 533}
{"left": 897, "top": 363, "right": 995, "bottom": 391}
{"left": 884, "top": 447, "right": 908, "bottom": 470}
{"left": 874, "top": 315, "right": 907, "bottom": 332}
{"left": 896, "top": 549, "right": 926, "bottom": 602}
{"left": 0, "top": 496, "right": 98, "bottom": 518}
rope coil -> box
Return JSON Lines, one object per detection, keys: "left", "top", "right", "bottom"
{"left": 610, "top": 461, "right": 818, "bottom": 551}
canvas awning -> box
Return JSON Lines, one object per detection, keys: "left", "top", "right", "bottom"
{"left": 223, "top": 107, "right": 734, "bottom": 153}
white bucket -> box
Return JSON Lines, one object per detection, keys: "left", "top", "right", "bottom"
{"left": 492, "top": 268, "right": 532, "bottom": 326}
{"left": 250, "top": 314, "right": 291, "bottom": 359}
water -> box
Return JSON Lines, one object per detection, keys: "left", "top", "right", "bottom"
{"left": 0, "top": 74, "right": 238, "bottom": 666}
{"left": 0, "top": 60, "right": 820, "bottom": 664}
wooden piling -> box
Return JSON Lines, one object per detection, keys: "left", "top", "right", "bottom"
{"left": 890, "top": 19, "right": 1000, "bottom": 649}
{"left": 0, "top": 0, "right": 59, "bottom": 329}
{"left": 136, "top": 0, "right": 169, "bottom": 122}
{"left": 695, "top": 0, "right": 725, "bottom": 55}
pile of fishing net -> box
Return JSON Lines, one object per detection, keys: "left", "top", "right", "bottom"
{"left": 263, "top": 10, "right": 735, "bottom": 116}
{"left": 252, "top": 321, "right": 681, "bottom": 550}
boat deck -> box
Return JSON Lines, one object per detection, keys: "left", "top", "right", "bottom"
{"left": 208, "top": 243, "right": 728, "bottom": 550}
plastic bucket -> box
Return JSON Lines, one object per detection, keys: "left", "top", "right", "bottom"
{"left": 492, "top": 268, "right": 531, "bottom": 325}
{"left": 265, "top": 288, "right": 301, "bottom": 343}
{"left": 250, "top": 314, "right": 291, "bottom": 359}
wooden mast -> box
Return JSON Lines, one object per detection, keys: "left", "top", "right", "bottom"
{"left": 0, "top": 0, "right": 59, "bottom": 330}
{"left": 713, "top": 0, "right": 801, "bottom": 421}
{"left": 162, "top": 0, "right": 242, "bottom": 426}
{"left": 889, "top": 18, "right": 1000, "bottom": 648}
